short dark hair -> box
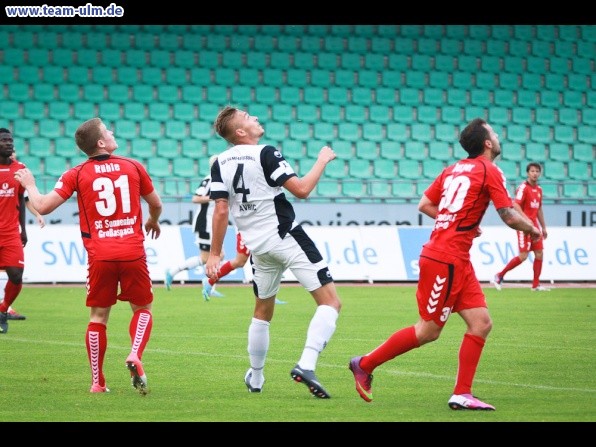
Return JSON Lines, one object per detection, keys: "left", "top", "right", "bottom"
{"left": 0, "top": 128, "right": 11, "bottom": 134}
{"left": 213, "top": 106, "right": 238, "bottom": 144}
{"left": 74, "top": 117, "right": 103, "bottom": 155}
{"left": 526, "top": 162, "right": 542, "bottom": 173}
{"left": 458, "top": 118, "right": 489, "bottom": 158}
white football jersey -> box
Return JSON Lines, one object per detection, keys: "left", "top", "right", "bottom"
{"left": 210, "top": 144, "right": 298, "bottom": 254}
{"left": 192, "top": 173, "right": 213, "bottom": 238}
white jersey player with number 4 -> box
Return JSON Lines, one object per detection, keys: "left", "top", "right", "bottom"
{"left": 206, "top": 106, "right": 342, "bottom": 399}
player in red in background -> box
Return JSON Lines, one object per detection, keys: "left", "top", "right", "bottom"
{"left": 0, "top": 128, "right": 28, "bottom": 334}
{"left": 349, "top": 118, "right": 541, "bottom": 410}
{"left": 15, "top": 118, "right": 163, "bottom": 395}
{"left": 492, "top": 162, "right": 550, "bottom": 291}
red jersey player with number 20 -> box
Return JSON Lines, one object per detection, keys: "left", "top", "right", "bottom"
{"left": 349, "top": 118, "right": 541, "bottom": 410}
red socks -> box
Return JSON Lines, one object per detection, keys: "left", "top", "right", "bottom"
{"left": 86, "top": 322, "right": 107, "bottom": 387}
{"left": 532, "top": 259, "right": 543, "bottom": 288}
{"left": 453, "top": 333, "right": 485, "bottom": 395}
{"left": 361, "top": 325, "right": 420, "bottom": 373}
{"left": 210, "top": 261, "right": 234, "bottom": 286}
{"left": 0, "top": 280, "right": 23, "bottom": 311}
{"left": 129, "top": 309, "right": 153, "bottom": 360}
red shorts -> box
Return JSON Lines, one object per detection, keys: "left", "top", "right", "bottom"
{"left": 416, "top": 247, "right": 486, "bottom": 327}
{"left": 236, "top": 232, "right": 250, "bottom": 256}
{"left": 86, "top": 256, "right": 153, "bottom": 308}
{"left": 0, "top": 235, "right": 25, "bottom": 269}
{"left": 516, "top": 230, "right": 544, "bottom": 253}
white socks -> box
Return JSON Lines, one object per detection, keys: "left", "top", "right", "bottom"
{"left": 297, "top": 305, "right": 339, "bottom": 371}
{"left": 247, "top": 318, "right": 270, "bottom": 387}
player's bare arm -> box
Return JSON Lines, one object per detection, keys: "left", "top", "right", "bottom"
{"left": 14, "top": 168, "right": 66, "bottom": 214}
{"left": 497, "top": 207, "right": 541, "bottom": 239}
{"left": 205, "top": 198, "right": 228, "bottom": 279}
{"left": 418, "top": 194, "right": 438, "bottom": 219}
{"left": 284, "top": 146, "right": 336, "bottom": 199}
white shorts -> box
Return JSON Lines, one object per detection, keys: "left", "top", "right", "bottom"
{"left": 251, "top": 226, "right": 333, "bottom": 298}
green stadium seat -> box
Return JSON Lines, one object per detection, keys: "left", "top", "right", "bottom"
{"left": 320, "top": 104, "right": 341, "bottom": 123}
{"left": 72, "top": 101, "right": 95, "bottom": 121}
{"left": 411, "top": 123, "right": 432, "bottom": 143}
{"left": 388, "top": 54, "right": 409, "bottom": 71}
{"left": 511, "top": 108, "right": 533, "bottom": 125}
{"left": 446, "top": 89, "right": 467, "bottom": 107}
{"left": 371, "top": 37, "right": 392, "bottom": 55}
{"left": 172, "top": 157, "right": 196, "bottom": 178}
{"left": 115, "top": 67, "right": 138, "bottom": 86}
{"left": 63, "top": 119, "right": 81, "bottom": 137}
{"left": 398, "top": 88, "right": 419, "bottom": 106}
{"left": 549, "top": 57, "right": 570, "bottom": 75}
{"left": 368, "top": 105, "right": 391, "bottom": 124}
{"left": 404, "top": 141, "right": 427, "bottom": 160}
{"left": 535, "top": 107, "right": 556, "bottom": 125}
{"left": 268, "top": 52, "right": 291, "bottom": 70}
{"left": 397, "top": 159, "right": 420, "bottom": 180}
{"left": 8, "top": 83, "right": 30, "bottom": 102}
{"left": 45, "top": 156, "right": 68, "bottom": 177}
{"left": 77, "top": 49, "right": 99, "bottom": 67}
{"left": 334, "top": 69, "right": 354, "bottom": 88}
{"left": 312, "top": 68, "right": 337, "bottom": 88}
{"left": 355, "top": 141, "right": 378, "bottom": 160}
{"left": 352, "top": 87, "right": 373, "bottom": 106}
{"left": 141, "top": 67, "right": 163, "bottom": 86}
{"left": 452, "top": 71, "right": 473, "bottom": 89}
{"left": 380, "top": 71, "right": 402, "bottom": 88}
{"left": 237, "top": 68, "right": 260, "bottom": 88}
{"left": 543, "top": 161, "right": 566, "bottom": 181}
{"left": 181, "top": 86, "right": 202, "bottom": 104}
{"left": 497, "top": 160, "right": 519, "bottom": 179}
{"left": 256, "top": 86, "right": 278, "bottom": 105}
{"left": 526, "top": 56, "right": 547, "bottom": 74}
{"left": 271, "top": 103, "right": 294, "bottom": 123}
{"left": 189, "top": 122, "right": 212, "bottom": 140}
{"left": 441, "top": 106, "right": 462, "bottom": 125}
{"left": 589, "top": 183, "right": 596, "bottom": 200}
{"left": 165, "top": 121, "right": 187, "bottom": 140}
{"left": 486, "top": 40, "right": 507, "bottom": 56}
{"left": 147, "top": 157, "right": 171, "bottom": 178}
{"left": 572, "top": 144, "right": 593, "bottom": 162}
{"left": 348, "top": 159, "right": 371, "bottom": 179}
{"left": 530, "top": 125, "right": 551, "bottom": 144}
{"left": 493, "top": 89, "right": 514, "bottom": 107}
{"left": 288, "top": 122, "right": 309, "bottom": 141}
{"left": 517, "top": 90, "right": 538, "bottom": 107}
{"left": 130, "top": 139, "right": 154, "bottom": 159}
{"left": 567, "top": 161, "right": 589, "bottom": 181}
{"left": 379, "top": 141, "right": 401, "bottom": 160}
{"left": 405, "top": 71, "right": 427, "bottom": 89}
{"left": 160, "top": 33, "right": 181, "bottom": 51}
{"left": 347, "top": 36, "right": 368, "bottom": 53}
{"left": 0, "top": 101, "right": 20, "bottom": 120}
{"left": 460, "top": 55, "right": 480, "bottom": 72}
{"left": 17, "top": 155, "right": 42, "bottom": 175}
{"left": 327, "top": 87, "right": 349, "bottom": 105}
{"left": 4, "top": 48, "right": 26, "bottom": 66}
{"left": 370, "top": 182, "right": 392, "bottom": 199}
{"left": 345, "top": 105, "right": 367, "bottom": 124}
{"left": 295, "top": 104, "right": 318, "bottom": 123}
{"left": 562, "top": 183, "right": 585, "bottom": 200}
{"left": 125, "top": 102, "right": 149, "bottom": 121}
{"left": 82, "top": 84, "right": 104, "bottom": 103}
{"left": 541, "top": 182, "right": 559, "bottom": 202}
{"left": 29, "top": 137, "right": 52, "bottom": 157}
{"left": 508, "top": 40, "right": 529, "bottom": 58}
{"left": 411, "top": 55, "right": 433, "bottom": 71}
{"left": 416, "top": 180, "right": 433, "bottom": 196}
{"left": 306, "top": 140, "right": 328, "bottom": 159}
{"left": 54, "top": 137, "right": 76, "bottom": 157}
{"left": 428, "top": 141, "right": 453, "bottom": 161}
{"left": 304, "top": 86, "right": 326, "bottom": 105}
{"left": 386, "top": 123, "right": 408, "bottom": 143}
{"left": 13, "top": 119, "right": 36, "bottom": 139}
{"left": 332, "top": 141, "right": 353, "bottom": 160}
{"left": 172, "top": 50, "right": 196, "bottom": 69}
{"left": 574, "top": 57, "right": 595, "bottom": 75}
{"left": 392, "top": 182, "right": 415, "bottom": 200}
{"left": 553, "top": 126, "right": 574, "bottom": 145}
{"left": 392, "top": 105, "right": 414, "bottom": 123}
{"left": 545, "top": 73, "right": 565, "bottom": 92}
{"left": 156, "top": 139, "right": 180, "bottom": 158}
{"left": 578, "top": 126, "right": 596, "bottom": 145}
{"left": 18, "top": 65, "right": 41, "bottom": 84}
{"left": 286, "top": 69, "right": 309, "bottom": 88}
{"left": 340, "top": 53, "right": 361, "bottom": 70}
{"left": 541, "top": 90, "right": 562, "bottom": 108}
{"left": 266, "top": 122, "right": 288, "bottom": 141}
{"left": 475, "top": 72, "right": 496, "bottom": 90}
{"left": 157, "top": 85, "right": 180, "bottom": 104}
{"left": 181, "top": 139, "right": 204, "bottom": 158}
{"left": 23, "top": 101, "right": 46, "bottom": 120}
{"left": 436, "top": 124, "right": 458, "bottom": 143}
{"left": 372, "top": 159, "right": 396, "bottom": 179}
{"left": 531, "top": 40, "right": 553, "bottom": 58}
{"left": 38, "top": 119, "right": 61, "bottom": 139}
{"left": 198, "top": 103, "right": 220, "bottom": 122}
{"left": 149, "top": 50, "right": 172, "bottom": 69}
{"left": 313, "top": 122, "right": 335, "bottom": 141}
{"left": 98, "top": 102, "right": 121, "bottom": 121}
{"left": 568, "top": 73, "right": 589, "bottom": 92}
{"left": 342, "top": 181, "right": 366, "bottom": 199}
{"left": 549, "top": 143, "right": 571, "bottom": 162}
{"left": 187, "top": 68, "right": 210, "bottom": 87}
{"left": 262, "top": 69, "right": 284, "bottom": 88}
{"left": 90, "top": 66, "right": 114, "bottom": 86}
{"left": 576, "top": 41, "right": 594, "bottom": 59}
{"left": 316, "top": 180, "right": 339, "bottom": 198}
{"left": 588, "top": 90, "right": 596, "bottom": 108}
{"left": 115, "top": 120, "right": 138, "bottom": 140}
{"left": 337, "top": 123, "right": 360, "bottom": 141}
{"left": 358, "top": 70, "right": 379, "bottom": 88}
{"left": 562, "top": 91, "right": 583, "bottom": 108}
{"left": 280, "top": 140, "right": 304, "bottom": 160}
{"left": 465, "top": 106, "right": 487, "bottom": 122}
{"left": 525, "top": 143, "right": 545, "bottom": 161}
{"left": 132, "top": 85, "right": 155, "bottom": 103}
{"left": 463, "top": 39, "right": 483, "bottom": 55}
{"left": 470, "top": 89, "right": 491, "bottom": 107}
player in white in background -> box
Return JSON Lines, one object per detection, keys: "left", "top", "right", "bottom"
{"left": 164, "top": 154, "right": 223, "bottom": 298}
{"left": 205, "top": 106, "right": 341, "bottom": 398}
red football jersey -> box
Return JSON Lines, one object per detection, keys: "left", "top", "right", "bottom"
{"left": 53, "top": 154, "right": 156, "bottom": 261}
{"left": 0, "top": 160, "right": 26, "bottom": 236}
{"left": 423, "top": 157, "right": 513, "bottom": 260}
{"left": 514, "top": 181, "right": 542, "bottom": 225}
